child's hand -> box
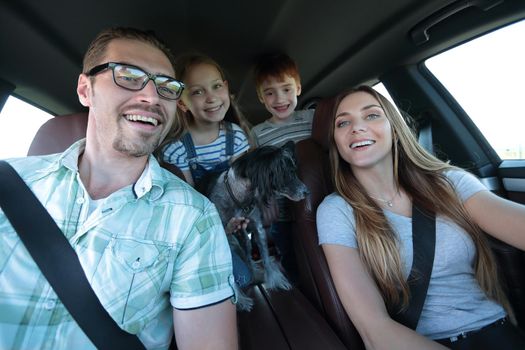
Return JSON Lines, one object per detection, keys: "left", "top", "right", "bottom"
{"left": 225, "top": 216, "right": 250, "bottom": 234}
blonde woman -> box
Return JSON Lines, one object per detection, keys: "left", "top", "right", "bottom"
{"left": 316, "top": 85, "right": 525, "bottom": 349}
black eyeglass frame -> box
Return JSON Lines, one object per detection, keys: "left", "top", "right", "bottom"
{"left": 86, "top": 62, "right": 185, "bottom": 100}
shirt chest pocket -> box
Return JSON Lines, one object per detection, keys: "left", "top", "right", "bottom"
{"left": 112, "top": 238, "right": 167, "bottom": 273}
{"left": 96, "top": 237, "right": 172, "bottom": 328}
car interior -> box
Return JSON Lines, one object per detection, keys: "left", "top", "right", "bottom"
{"left": 1, "top": 0, "right": 525, "bottom": 349}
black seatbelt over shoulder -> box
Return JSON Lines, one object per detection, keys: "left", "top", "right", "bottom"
{"left": 391, "top": 204, "right": 436, "bottom": 330}
{"left": 0, "top": 160, "right": 145, "bottom": 350}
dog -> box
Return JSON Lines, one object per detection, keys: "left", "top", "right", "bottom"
{"left": 206, "top": 141, "right": 309, "bottom": 310}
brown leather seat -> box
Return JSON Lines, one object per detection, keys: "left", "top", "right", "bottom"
{"left": 27, "top": 112, "right": 185, "bottom": 180}
{"left": 292, "top": 97, "right": 365, "bottom": 349}
{"left": 27, "top": 112, "right": 89, "bottom": 156}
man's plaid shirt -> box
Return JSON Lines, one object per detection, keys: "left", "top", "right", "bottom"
{"left": 0, "top": 140, "right": 234, "bottom": 350}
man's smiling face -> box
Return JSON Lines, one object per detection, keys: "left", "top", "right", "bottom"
{"left": 78, "top": 38, "right": 177, "bottom": 158}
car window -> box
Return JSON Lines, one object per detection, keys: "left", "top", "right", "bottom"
{"left": 425, "top": 20, "right": 525, "bottom": 160}
{"left": 374, "top": 83, "right": 397, "bottom": 108}
{"left": 374, "top": 82, "right": 404, "bottom": 119}
{"left": 0, "top": 96, "right": 53, "bottom": 159}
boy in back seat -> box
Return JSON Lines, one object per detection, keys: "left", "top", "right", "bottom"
{"left": 250, "top": 53, "right": 314, "bottom": 284}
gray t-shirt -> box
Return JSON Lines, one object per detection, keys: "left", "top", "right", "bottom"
{"left": 316, "top": 169, "right": 505, "bottom": 339}
{"left": 250, "top": 109, "right": 314, "bottom": 147}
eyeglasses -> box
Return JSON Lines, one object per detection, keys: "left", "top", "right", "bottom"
{"left": 87, "top": 62, "right": 185, "bottom": 100}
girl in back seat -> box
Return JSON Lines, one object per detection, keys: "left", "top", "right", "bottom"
{"left": 160, "top": 53, "right": 253, "bottom": 289}
{"left": 161, "top": 53, "right": 251, "bottom": 191}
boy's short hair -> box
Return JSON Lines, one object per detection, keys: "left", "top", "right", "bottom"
{"left": 253, "top": 53, "right": 301, "bottom": 90}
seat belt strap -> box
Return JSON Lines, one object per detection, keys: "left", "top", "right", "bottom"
{"left": 0, "top": 160, "right": 146, "bottom": 350}
{"left": 392, "top": 204, "right": 436, "bottom": 330}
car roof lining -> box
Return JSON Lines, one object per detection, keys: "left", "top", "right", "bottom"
{"left": 1, "top": 0, "right": 523, "bottom": 121}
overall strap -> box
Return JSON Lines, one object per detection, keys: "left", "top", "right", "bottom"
{"left": 180, "top": 132, "right": 198, "bottom": 160}
{"left": 223, "top": 122, "right": 234, "bottom": 157}
{"left": 392, "top": 204, "right": 436, "bottom": 330}
{"left": 180, "top": 132, "right": 202, "bottom": 178}
{"left": 0, "top": 160, "right": 146, "bottom": 350}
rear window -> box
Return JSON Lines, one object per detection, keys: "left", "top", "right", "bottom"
{"left": 0, "top": 96, "right": 53, "bottom": 159}
{"left": 425, "top": 20, "right": 525, "bottom": 160}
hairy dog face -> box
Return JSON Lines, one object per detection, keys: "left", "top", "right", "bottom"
{"left": 231, "top": 141, "right": 309, "bottom": 205}
{"left": 206, "top": 141, "right": 309, "bottom": 310}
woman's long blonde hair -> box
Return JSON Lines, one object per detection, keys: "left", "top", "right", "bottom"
{"left": 160, "top": 53, "right": 252, "bottom": 149}
{"left": 329, "top": 85, "right": 511, "bottom": 316}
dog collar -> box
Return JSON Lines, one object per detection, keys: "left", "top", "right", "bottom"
{"left": 224, "top": 171, "right": 255, "bottom": 215}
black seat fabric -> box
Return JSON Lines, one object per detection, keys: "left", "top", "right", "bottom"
{"left": 292, "top": 97, "right": 365, "bottom": 349}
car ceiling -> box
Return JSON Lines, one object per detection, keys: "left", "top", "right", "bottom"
{"left": 0, "top": 0, "right": 523, "bottom": 124}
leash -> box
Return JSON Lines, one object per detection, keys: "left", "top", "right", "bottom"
{"left": 223, "top": 170, "right": 255, "bottom": 216}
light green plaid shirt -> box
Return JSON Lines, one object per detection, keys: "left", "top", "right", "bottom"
{"left": 0, "top": 140, "right": 234, "bottom": 350}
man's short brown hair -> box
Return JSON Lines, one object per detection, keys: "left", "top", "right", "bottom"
{"left": 82, "top": 27, "right": 175, "bottom": 74}
{"left": 253, "top": 53, "right": 301, "bottom": 91}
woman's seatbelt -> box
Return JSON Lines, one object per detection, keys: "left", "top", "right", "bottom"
{"left": 391, "top": 204, "right": 436, "bottom": 330}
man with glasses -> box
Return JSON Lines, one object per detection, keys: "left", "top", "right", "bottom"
{"left": 0, "top": 27, "right": 237, "bottom": 349}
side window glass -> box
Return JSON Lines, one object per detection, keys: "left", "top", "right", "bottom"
{"left": 374, "top": 83, "right": 402, "bottom": 114}
{"left": 426, "top": 20, "right": 525, "bottom": 160}
{"left": 0, "top": 96, "right": 53, "bottom": 159}
{"left": 373, "top": 83, "right": 396, "bottom": 106}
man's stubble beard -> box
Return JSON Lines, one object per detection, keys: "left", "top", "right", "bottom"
{"left": 112, "top": 124, "right": 163, "bottom": 158}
